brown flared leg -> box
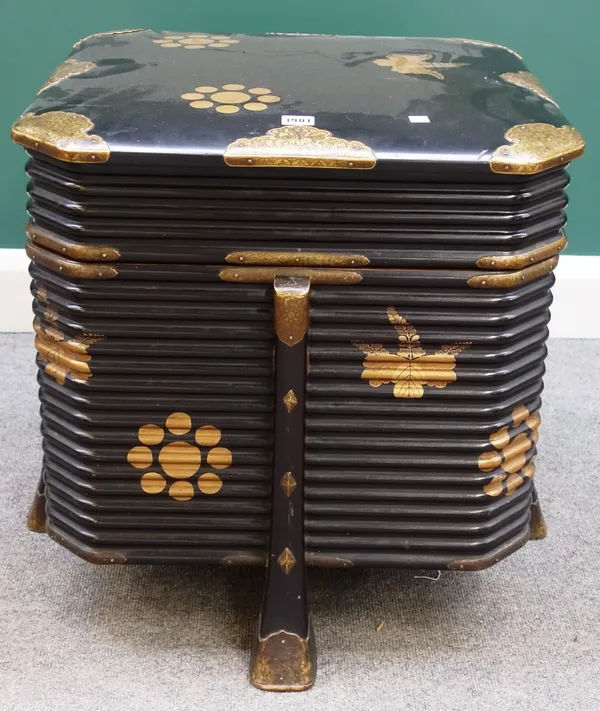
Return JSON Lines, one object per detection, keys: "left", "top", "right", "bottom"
{"left": 250, "top": 276, "right": 316, "bottom": 692}
{"left": 27, "top": 473, "right": 47, "bottom": 533}
{"left": 529, "top": 485, "right": 548, "bottom": 540}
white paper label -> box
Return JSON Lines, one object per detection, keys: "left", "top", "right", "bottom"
{"left": 281, "top": 115, "right": 315, "bottom": 126}
{"left": 409, "top": 115, "right": 430, "bottom": 124}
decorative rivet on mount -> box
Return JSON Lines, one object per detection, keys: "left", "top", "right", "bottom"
{"left": 278, "top": 547, "right": 296, "bottom": 574}
{"left": 280, "top": 472, "right": 297, "bottom": 497}
{"left": 283, "top": 389, "right": 298, "bottom": 413}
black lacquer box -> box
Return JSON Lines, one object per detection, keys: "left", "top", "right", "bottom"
{"left": 12, "top": 31, "right": 584, "bottom": 691}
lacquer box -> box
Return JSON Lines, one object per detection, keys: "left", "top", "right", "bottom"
{"left": 12, "top": 31, "right": 584, "bottom": 691}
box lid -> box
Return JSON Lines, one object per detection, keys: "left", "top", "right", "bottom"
{"left": 12, "top": 32, "right": 584, "bottom": 177}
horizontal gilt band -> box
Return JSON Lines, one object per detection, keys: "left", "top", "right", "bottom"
{"left": 27, "top": 223, "right": 120, "bottom": 262}
{"left": 219, "top": 267, "right": 363, "bottom": 284}
{"left": 467, "top": 257, "right": 558, "bottom": 288}
{"left": 225, "top": 251, "right": 369, "bottom": 268}
{"left": 26, "top": 241, "right": 118, "bottom": 279}
{"left": 476, "top": 233, "right": 567, "bottom": 270}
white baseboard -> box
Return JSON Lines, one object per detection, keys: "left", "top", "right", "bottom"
{"left": 1, "top": 249, "right": 34, "bottom": 333}
{"left": 549, "top": 256, "right": 600, "bottom": 338}
{"left": 1, "top": 249, "right": 599, "bottom": 337}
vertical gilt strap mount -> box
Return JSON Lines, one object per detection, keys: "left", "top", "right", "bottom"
{"left": 274, "top": 277, "right": 310, "bottom": 346}
{"left": 221, "top": 254, "right": 361, "bottom": 692}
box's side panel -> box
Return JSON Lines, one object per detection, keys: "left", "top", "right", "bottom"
{"left": 304, "top": 274, "right": 549, "bottom": 569}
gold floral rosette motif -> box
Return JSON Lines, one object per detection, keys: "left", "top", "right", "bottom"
{"left": 182, "top": 84, "right": 281, "bottom": 114}
{"left": 373, "top": 54, "right": 466, "bottom": 81}
{"left": 354, "top": 308, "right": 470, "bottom": 399}
{"left": 127, "top": 412, "right": 232, "bottom": 502}
{"left": 479, "top": 404, "right": 541, "bottom": 497}
{"left": 154, "top": 33, "right": 239, "bottom": 49}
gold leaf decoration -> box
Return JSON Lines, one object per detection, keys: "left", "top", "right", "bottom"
{"left": 354, "top": 308, "right": 470, "bottom": 399}
{"left": 128, "top": 414, "right": 230, "bottom": 501}
{"left": 34, "top": 317, "right": 103, "bottom": 385}
{"left": 452, "top": 38, "right": 523, "bottom": 60}
{"left": 490, "top": 123, "right": 585, "bottom": 175}
{"left": 43, "top": 307, "right": 59, "bottom": 323}
{"left": 224, "top": 126, "right": 376, "bottom": 169}
{"left": 500, "top": 71, "right": 558, "bottom": 107}
{"left": 373, "top": 53, "right": 466, "bottom": 81}
{"left": 73, "top": 29, "right": 144, "bottom": 49}
{"left": 11, "top": 111, "right": 110, "bottom": 164}
{"left": 36, "top": 286, "right": 49, "bottom": 303}
{"left": 38, "top": 59, "right": 96, "bottom": 94}
{"left": 480, "top": 405, "right": 541, "bottom": 497}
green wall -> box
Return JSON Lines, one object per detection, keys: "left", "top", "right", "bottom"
{"left": 2, "top": 0, "right": 597, "bottom": 252}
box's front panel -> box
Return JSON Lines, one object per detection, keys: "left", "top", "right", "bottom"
{"left": 31, "top": 254, "right": 550, "bottom": 569}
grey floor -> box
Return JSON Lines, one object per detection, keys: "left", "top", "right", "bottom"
{"left": 1, "top": 334, "right": 599, "bottom": 711}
